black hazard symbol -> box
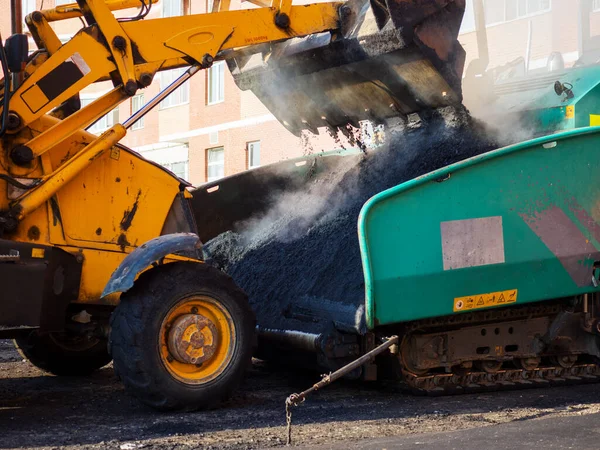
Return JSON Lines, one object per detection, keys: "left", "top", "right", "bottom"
{"left": 477, "top": 296, "right": 484, "bottom": 306}
{"left": 508, "top": 290, "right": 517, "bottom": 300}
{"left": 498, "top": 293, "right": 506, "bottom": 303}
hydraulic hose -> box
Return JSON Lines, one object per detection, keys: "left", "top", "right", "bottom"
{"left": 0, "top": 31, "right": 11, "bottom": 138}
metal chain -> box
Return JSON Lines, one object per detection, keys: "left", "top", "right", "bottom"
{"left": 285, "top": 397, "right": 294, "bottom": 445}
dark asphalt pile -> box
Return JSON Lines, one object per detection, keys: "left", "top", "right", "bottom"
{"left": 204, "top": 107, "right": 500, "bottom": 337}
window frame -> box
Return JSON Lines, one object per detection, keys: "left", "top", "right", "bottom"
{"left": 159, "top": 68, "right": 190, "bottom": 110}
{"left": 247, "top": 140, "right": 260, "bottom": 169}
{"left": 130, "top": 93, "right": 145, "bottom": 130}
{"left": 207, "top": 61, "right": 225, "bottom": 105}
{"left": 81, "top": 97, "right": 119, "bottom": 134}
{"left": 22, "top": 0, "right": 36, "bottom": 24}
{"left": 483, "top": 0, "right": 552, "bottom": 27}
{"left": 163, "top": 160, "right": 188, "bottom": 180}
{"left": 206, "top": 146, "right": 225, "bottom": 182}
{"left": 162, "top": 0, "right": 183, "bottom": 17}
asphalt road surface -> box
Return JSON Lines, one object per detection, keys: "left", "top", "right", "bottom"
{"left": 307, "top": 412, "right": 600, "bottom": 450}
{"left": 4, "top": 339, "right": 600, "bottom": 450}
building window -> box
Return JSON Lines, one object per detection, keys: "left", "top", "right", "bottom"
{"left": 247, "top": 141, "right": 260, "bottom": 169}
{"left": 207, "top": 61, "right": 225, "bottom": 105}
{"left": 162, "top": 0, "right": 182, "bottom": 17}
{"left": 594, "top": 0, "right": 600, "bottom": 11}
{"left": 206, "top": 147, "right": 224, "bottom": 182}
{"left": 81, "top": 98, "right": 119, "bottom": 134}
{"left": 22, "top": 0, "right": 35, "bottom": 22}
{"left": 55, "top": 0, "right": 72, "bottom": 5}
{"left": 159, "top": 68, "right": 189, "bottom": 109}
{"left": 131, "top": 94, "right": 144, "bottom": 130}
{"left": 163, "top": 161, "right": 188, "bottom": 180}
{"left": 484, "top": 0, "right": 551, "bottom": 26}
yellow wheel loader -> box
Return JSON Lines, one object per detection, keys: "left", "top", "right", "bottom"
{"left": 0, "top": 0, "right": 465, "bottom": 409}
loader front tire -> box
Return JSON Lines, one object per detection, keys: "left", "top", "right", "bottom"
{"left": 109, "top": 261, "right": 254, "bottom": 411}
{"left": 14, "top": 332, "right": 111, "bottom": 376}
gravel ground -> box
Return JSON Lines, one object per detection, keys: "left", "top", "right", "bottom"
{"left": 3, "top": 339, "right": 600, "bottom": 450}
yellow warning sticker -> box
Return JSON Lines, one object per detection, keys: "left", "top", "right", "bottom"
{"left": 31, "top": 248, "right": 45, "bottom": 259}
{"left": 591, "top": 114, "right": 600, "bottom": 127}
{"left": 566, "top": 105, "right": 575, "bottom": 119}
{"left": 454, "top": 289, "right": 518, "bottom": 312}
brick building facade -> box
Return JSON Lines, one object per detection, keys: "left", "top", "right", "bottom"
{"left": 1, "top": 0, "right": 599, "bottom": 185}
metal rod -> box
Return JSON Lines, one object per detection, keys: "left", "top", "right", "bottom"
{"left": 584, "top": 293, "right": 589, "bottom": 314}
{"left": 258, "top": 327, "right": 322, "bottom": 353}
{"left": 122, "top": 65, "right": 201, "bottom": 129}
{"left": 287, "top": 335, "right": 398, "bottom": 404}
{"left": 284, "top": 335, "right": 399, "bottom": 445}
{"left": 11, "top": 0, "right": 23, "bottom": 35}
{"left": 10, "top": 0, "right": 24, "bottom": 90}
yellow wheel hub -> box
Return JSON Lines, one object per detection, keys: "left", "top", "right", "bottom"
{"left": 160, "top": 296, "right": 235, "bottom": 384}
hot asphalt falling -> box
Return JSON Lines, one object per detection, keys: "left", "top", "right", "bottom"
{"left": 204, "top": 107, "right": 500, "bottom": 343}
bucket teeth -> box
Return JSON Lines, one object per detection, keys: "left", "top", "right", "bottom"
{"left": 227, "top": 0, "right": 466, "bottom": 135}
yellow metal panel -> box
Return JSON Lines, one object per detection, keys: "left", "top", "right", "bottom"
{"left": 566, "top": 105, "right": 575, "bottom": 119}
{"left": 73, "top": 247, "right": 126, "bottom": 305}
{"left": 123, "top": 4, "right": 341, "bottom": 63}
{"left": 15, "top": 125, "right": 127, "bottom": 220}
{"left": 71, "top": 247, "right": 198, "bottom": 305}
{"left": 56, "top": 148, "right": 182, "bottom": 250}
{"left": 9, "top": 33, "right": 114, "bottom": 126}
{"left": 591, "top": 115, "right": 600, "bottom": 126}
{"left": 41, "top": 0, "right": 158, "bottom": 22}
{"left": 27, "top": 87, "right": 126, "bottom": 158}
{"left": 21, "top": 84, "right": 50, "bottom": 113}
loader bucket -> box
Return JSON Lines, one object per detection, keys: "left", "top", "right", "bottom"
{"left": 227, "top": 0, "right": 466, "bottom": 135}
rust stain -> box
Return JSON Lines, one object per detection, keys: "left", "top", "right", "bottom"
{"left": 120, "top": 189, "right": 142, "bottom": 231}
{"left": 27, "top": 225, "right": 40, "bottom": 241}
{"left": 95, "top": 227, "right": 102, "bottom": 236}
{"left": 59, "top": 151, "right": 72, "bottom": 165}
{"left": 117, "top": 233, "right": 130, "bottom": 251}
{"left": 50, "top": 197, "right": 62, "bottom": 227}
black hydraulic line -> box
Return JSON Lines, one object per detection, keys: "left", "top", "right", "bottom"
{"left": 0, "top": 31, "right": 11, "bottom": 138}
{"left": 0, "top": 174, "right": 38, "bottom": 190}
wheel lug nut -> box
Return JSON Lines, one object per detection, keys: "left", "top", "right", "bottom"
{"left": 191, "top": 307, "right": 198, "bottom": 314}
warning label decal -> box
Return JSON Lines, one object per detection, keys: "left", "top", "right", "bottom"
{"left": 454, "top": 289, "right": 518, "bottom": 312}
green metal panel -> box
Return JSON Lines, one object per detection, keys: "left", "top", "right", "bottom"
{"left": 358, "top": 127, "right": 600, "bottom": 329}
